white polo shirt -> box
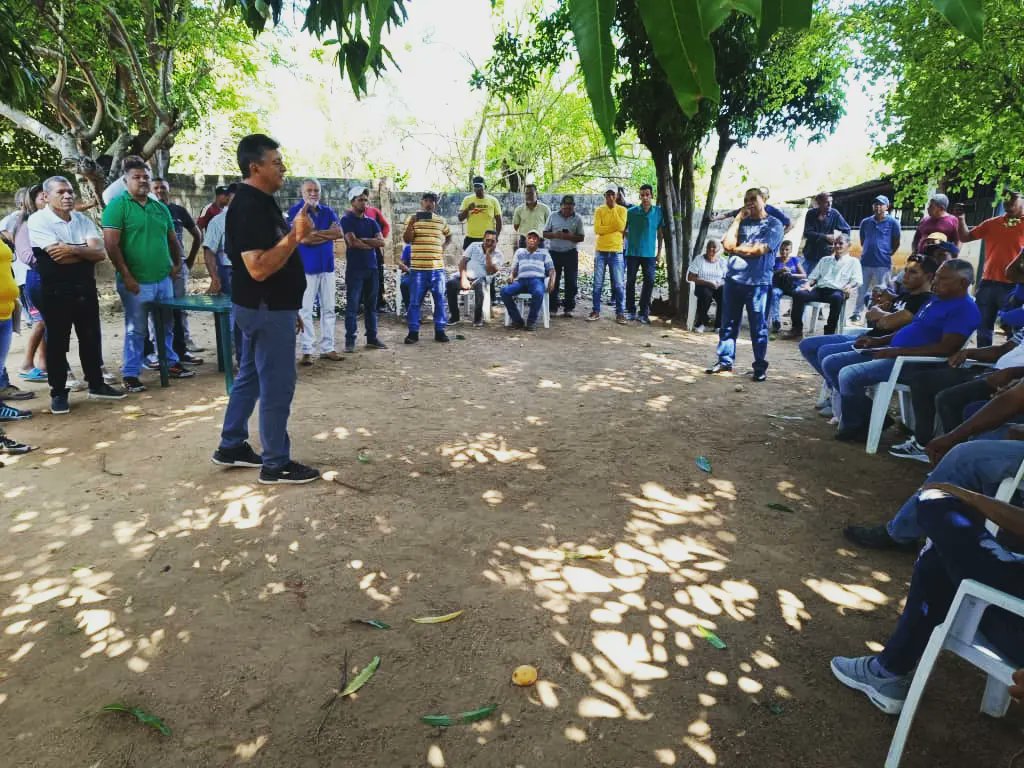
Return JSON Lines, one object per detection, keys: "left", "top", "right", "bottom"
{"left": 807, "top": 254, "right": 863, "bottom": 291}
{"left": 27, "top": 206, "right": 102, "bottom": 249}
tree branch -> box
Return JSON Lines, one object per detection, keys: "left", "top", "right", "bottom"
{"left": 33, "top": 18, "right": 107, "bottom": 141}
{"left": 0, "top": 99, "right": 76, "bottom": 158}
{"left": 105, "top": 6, "right": 165, "bottom": 121}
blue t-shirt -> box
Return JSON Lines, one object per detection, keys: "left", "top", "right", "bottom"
{"left": 859, "top": 215, "right": 901, "bottom": 269}
{"left": 625, "top": 204, "right": 663, "bottom": 258}
{"left": 287, "top": 202, "right": 340, "bottom": 274}
{"left": 340, "top": 211, "right": 382, "bottom": 271}
{"left": 890, "top": 295, "right": 981, "bottom": 348}
{"left": 727, "top": 216, "right": 785, "bottom": 286}
{"left": 774, "top": 255, "right": 802, "bottom": 272}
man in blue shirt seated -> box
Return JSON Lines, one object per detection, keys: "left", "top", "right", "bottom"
{"left": 340, "top": 187, "right": 388, "bottom": 353}
{"left": 821, "top": 259, "right": 981, "bottom": 441}
{"left": 768, "top": 239, "right": 805, "bottom": 334}
{"left": 501, "top": 230, "right": 555, "bottom": 331}
{"left": 801, "top": 191, "right": 851, "bottom": 274}
{"left": 706, "top": 187, "right": 784, "bottom": 382}
{"left": 855, "top": 194, "right": 902, "bottom": 322}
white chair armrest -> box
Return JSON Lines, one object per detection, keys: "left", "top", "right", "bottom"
{"left": 888, "top": 355, "right": 950, "bottom": 382}
{"left": 962, "top": 360, "right": 995, "bottom": 369}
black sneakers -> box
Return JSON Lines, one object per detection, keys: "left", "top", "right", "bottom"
{"left": 843, "top": 524, "right": 921, "bottom": 552}
{"left": 258, "top": 461, "right": 320, "bottom": 485}
{"left": 404, "top": 332, "right": 419, "bottom": 344}
{"left": 50, "top": 393, "right": 70, "bottom": 415}
{"left": 211, "top": 441, "right": 262, "bottom": 468}
{"left": 123, "top": 377, "right": 146, "bottom": 393}
{"left": 88, "top": 383, "right": 127, "bottom": 400}
{"left": 435, "top": 331, "right": 450, "bottom": 343}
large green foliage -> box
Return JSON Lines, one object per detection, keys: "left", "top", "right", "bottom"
{"left": 855, "top": 0, "right": 1021, "bottom": 203}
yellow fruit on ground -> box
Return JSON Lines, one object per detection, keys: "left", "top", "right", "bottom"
{"left": 512, "top": 665, "right": 538, "bottom": 686}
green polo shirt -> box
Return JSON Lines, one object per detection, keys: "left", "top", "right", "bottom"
{"left": 101, "top": 191, "right": 174, "bottom": 283}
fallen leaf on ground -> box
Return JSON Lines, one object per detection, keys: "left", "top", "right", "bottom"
{"left": 412, "top": 610, "right": 464, "bottom": 624}
{"left": 421, "top": 704, "right": 498, "bottom": 727}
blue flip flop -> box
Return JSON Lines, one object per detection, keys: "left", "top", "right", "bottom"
{"left": 18, "top": 368, "right": 47, "bottom": 383}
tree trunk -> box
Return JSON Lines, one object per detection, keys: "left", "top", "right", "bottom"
{"left": 655, "top": 148, "right": 682, "bottom": 316}
{"left": 676, "top": 147, "right": 696, "bottom": 323}
{"left": 694, "top": 127, "right": 735, "bottom": 262}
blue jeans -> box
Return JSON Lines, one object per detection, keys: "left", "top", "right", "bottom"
{"left": 798, "top": 331, "right": 865, "bottom": 378}
{"left": 879, "top": 491, "right": 1024, "bottom": 675}
{"left": 345, "top": 267, "right": 379, "bottom": 344}
{"left": 888, "top": 441, "right": 1024, "bottom": 542}
{"left": 625, "top": 256, "right": 655, "bottom": 318}
{"left": 407, "top": 269, "right": 447, "bottom": 332}
{"left": 769, "top": 286, "right": 784, "bottom": 325}
{"left": 501, "top": 278, "right": 546, "bottom": 326}
{"left": 593, "top": 251, "right": 625, "bottom": 315}
{"left": 0, "top": 317, "right": 11, "bottom": 389}
{"left": 117, "top": 277, "right": 178, "bottom": 377}
{"left": 975, "top": 279, "right": 1014, "bottom": 347}
{"left": 825, "top": 350, "right": 896, "bottom": 430}
{"left": 716, "top": 280, "right": 770, "bottom": 374}
{"left": 219, "top": 304, "right": 298, "bottom": 471}
{"left": 217, "top": 264, "right": 233, "bottom": 296}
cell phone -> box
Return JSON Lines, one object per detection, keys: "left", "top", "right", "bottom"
{"left": 415, "top": 211, "right": 431, "bottom": 221}
{"left": 951, "top": 202, "right": 966, "bottom": 215}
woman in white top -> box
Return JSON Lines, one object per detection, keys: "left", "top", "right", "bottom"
{"left": 687, "top": 239, "right": 729, "bottom": 332}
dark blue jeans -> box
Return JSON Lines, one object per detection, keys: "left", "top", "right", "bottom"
{"left": 791, "top": 286, "right": 846, "bottom": 334}
{"left": 879, "top": 491, "right": 1024, "bottom": 675}
{"left": 551, "top": 250, "right": 578, "bottom": 312}
{"left": 345, "top": 267, "right": 379, "bottom": 344}
{"left": 626, "top": 256, "right": 656, "bottom": 318}
{"left": 407, "top": 269, "right": 447, "bottom": 332}
{"left": 501, "top": 277, "right": 546, "bottom": 326}
{"left": 975, "top": 280, "right": 1014, "bottom": 347}
{"left": 716, "top": 280, "right": 770, "bottom": 373}
{"left": 219, "top": 304, "right": 298, "bottom": 471}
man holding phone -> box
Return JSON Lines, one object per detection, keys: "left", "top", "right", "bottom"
{"left": 458, "top": 176, "right": 502, "bottom": 249}
{"left": 403, "top": 192, "right": 452, "bottom": 344}
{"left": 543, "top": 195, "right": 585, "bottom": 317}
{"left": 211, "top": 133, "right": 319, "bottom": 485}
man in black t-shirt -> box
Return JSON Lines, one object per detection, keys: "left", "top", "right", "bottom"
{"left": 152, "top": 178, "right": 204, "bottom": 361}
{"left": 211, "top": 134, "right": 318, "bottom": 485}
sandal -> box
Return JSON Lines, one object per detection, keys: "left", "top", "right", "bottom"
{"left": 19, "top": 368, "right": 48, "bottom": 383}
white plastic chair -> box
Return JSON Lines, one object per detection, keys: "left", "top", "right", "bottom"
{"left": 805, "top": 299, "right": 846, "bottom": 335}
{"left": 996, "top": 456, "right": 1024, "bottom": 504}
{"left": 885, "top": 579, "right": 1022, "bottom": 767}
{"left": 503, "top": 292, "right": 550, "bottom": 329}
{"left": 457, "top": 280, "right": 492, "bottom": 325}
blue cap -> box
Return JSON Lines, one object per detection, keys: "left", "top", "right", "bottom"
{"left": 873, "top": 195, "right": 890, "bottom": 206}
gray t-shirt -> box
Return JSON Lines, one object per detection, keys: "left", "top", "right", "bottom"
{"left": 544, "top": 211, "right": 585, "bottom": 252}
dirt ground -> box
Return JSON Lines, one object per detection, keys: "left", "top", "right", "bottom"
{"left": 1, "top": 303, "right": 1022, "bottom": 768}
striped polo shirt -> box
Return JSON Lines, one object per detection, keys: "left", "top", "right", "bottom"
{"left": 513, "top": 247, "right": 554, "bottom": 280}
{"left": 406, "top": 212, "right": 451, "bottom": 270}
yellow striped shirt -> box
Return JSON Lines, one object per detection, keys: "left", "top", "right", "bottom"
{"left": 406, "top": 213, "right": 451, "bottom": 270}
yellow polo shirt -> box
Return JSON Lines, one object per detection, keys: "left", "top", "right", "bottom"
{"left": 594, "top": 204, "right": 627, "bottom": 252}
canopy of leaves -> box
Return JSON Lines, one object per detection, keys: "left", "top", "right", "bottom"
{"left": 854, "top": 0, "right": 1022, "bottom": 203}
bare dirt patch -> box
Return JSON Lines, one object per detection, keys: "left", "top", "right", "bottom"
{"left": 1, "top": 312, "right": 1021, "bottom": 767}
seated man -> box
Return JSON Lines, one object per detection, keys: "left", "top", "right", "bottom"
{"left": 786, "top": 234, "right": 862, "bottom": 338}
{"left": 501, "top": 230, "right": 554, "bottom": 331}
{"left": 846, "top": 380, "right": 1024, "bottom": 550}
{"left": 832, "top": 482, "right": 1024, "bottom": 715}
{"left": 821, "top": 259, "right": 980, "bottom": 441}
{"left": 445, "top": 229, "right": 502, "bottom": 327}
{"left": 891, "top": 326, "right": 1024, "bottom": 462}
{"left": 799, "top": 255, "right": 936, "bottom": 410}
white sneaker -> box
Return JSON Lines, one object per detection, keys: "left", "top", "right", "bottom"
{"left": 889, "top": 437, "right": 929, "bottom": 463}
{"left": 815, "top": 387, "right": 832, "bottom": 409}
{"left": 694, "top": 325, "right": 705, "bottom": 334}
{"left": 66, "top": 375, "right": 87, "bottom": 393}
{"left": 818, "top": 405, "right": 834, "bottom": 418}
{"left": 101, "top": 367, "right": 117, "bottom": 385}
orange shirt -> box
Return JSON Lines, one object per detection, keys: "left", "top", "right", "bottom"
{"left": 972, "top": 215, "right": 1024, "bottom": 282}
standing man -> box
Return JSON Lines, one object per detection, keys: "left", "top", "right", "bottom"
{"left": 854, "top": 194, "right": 902, "bottom": 322}
{"left": 340, "top": 187, "right": 388, "bottom": 352}
{"left": 27, "top": 176, "right": 126, "bottom": 413}
{"left": 787, "top": 234, "right": 863, "bottom": 339}
{"left": 202, "top": 187, "right": 235, "bottom": 296}
{"left": 152, "top": 177, "right": 204, "bottom": 360}
{"left": 543, "top": 195, "right": 585, "bottom": 317}
{"left": 588, "top": 184, "right": 628, "bottom": 324}
{"left": 287, "top": 179, "right": 344, "bottom": 366}
{"left": 445, "top": 230, "right": 502, "bottom": 327}
{"left": 706, "top": 187, "right": 784, "bottom": 382}
{"left": 211, "top": 134, "right": 319, "bottom": 484}
{"left": 403, "top": 191, "right": 452, "bottom": 344}
{"left": 956, "top": 188, "right": 1024, "bottom": 346}
{"left": 197, "top": 184, "right": 233, "bottom": 231}
{"left": 501, "top": 230, "right": 555, "bottom": 331}
{"left": 102, "top": 158, "right": 193, "bottom": 393}
{"left": 458, "top": 176, "right": 502, "bottom": 249}
{"left": 801, "top": 191, "right": 851, "bottom": 274}
{"left": 358, "top": 186, "right": 392, "bottom": 313}
{"left": 512, "top": 183, "right": 550, "bottom": 249}
{"left": 625, "top": 183, "right": 664, "bottom": 325}
{"left": 912, "top": 192, "right": 960, "bottom": 252}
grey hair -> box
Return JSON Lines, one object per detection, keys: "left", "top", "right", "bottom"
{"left": 706, "top": 239, "right": 721, "bottom": 251}
{"left": 834, "top": 232, "right": 851, "bottom": 246}
{"left": 301, "top": 179, "right": 321, "bottom": 191}
{"left": 42, "top": 175, "right": 72, "bottom": 193}
{"left": 943, "top": 258, "right": 975, "bottom": 284}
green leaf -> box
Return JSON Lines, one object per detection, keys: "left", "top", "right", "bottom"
{"left": 930, "top": 0, "right": 985, "bottom": 42}
{"left": 352, "top": 618, "right": 391, "bottom": 629}
{"left": 759, "top": 0, "right": 813, "bottom": 45}
{"left": 341, "top": 655, "right": 380, "bottom": 697}
{"left": 102, "top": 704, "right": 172, "bottom": 736}
{"left": 567, "top": 0, "right": 617, "bottom": 155}
{"left": 696, "top": 625, "right": 727, "bottom": 649}
{"left": 637, "top": 1, "right": 719, "bottom": 116}
{"left": 766, "top": 502, "right": 795, "bottom": 513}
{"left": 421, "top": 704, "right": 498, "bottom": 727}
{"left": 366, "top": 0, "right": 391, "bottom": 65}
{"left": 703, "top": 0, "right": 763, "bottom": 33}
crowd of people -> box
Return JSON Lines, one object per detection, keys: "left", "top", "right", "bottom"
{"left": 2, "top": 135, "right": 1024, "bottom": 734}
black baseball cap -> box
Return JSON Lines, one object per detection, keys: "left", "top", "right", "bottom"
{"left": 421, "top": 191, "right": 438, "bottom": 200}
{"left": 214, "top": 185, "right": 231, "bottom": 195}
{"left": 472, "top": 176, "right": 485, "bottom": 187}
